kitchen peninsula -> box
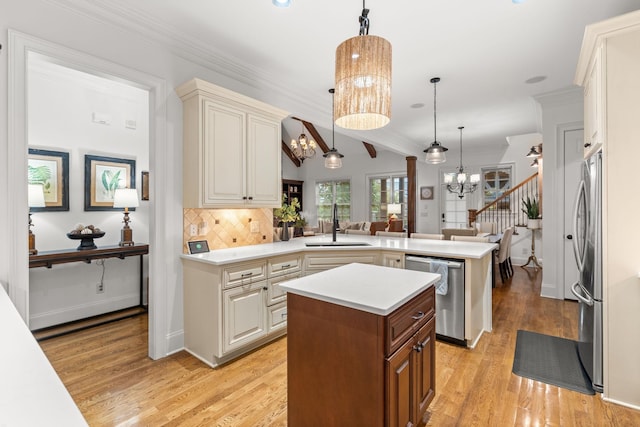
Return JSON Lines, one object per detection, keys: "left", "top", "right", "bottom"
{"left": 181, "top": 235, "right": 496, "bottom": 367}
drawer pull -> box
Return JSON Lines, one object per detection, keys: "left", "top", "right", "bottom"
{"left": 241, "top": 272, "right": 254, "bottom": 278}
{"left": 281, "top": 264, "right": 291, "bottom": 269}
{"left": 411, "top": 311, "right": 425, "bottom": 320}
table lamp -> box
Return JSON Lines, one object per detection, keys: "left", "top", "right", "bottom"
{"left": 28, "top": 184, "right": 46, "bottom": 255}
{"left": 387, "top": 203, "right": 401, "bottom": 221}
{"left": 113, "top": 188, "right": 139, "bottom": 247}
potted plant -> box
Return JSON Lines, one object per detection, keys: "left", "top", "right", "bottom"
{"left": 274, "top": 194, "right": 300, "bottom": 241}
{"left": 521, "top": 196, "right": 541, "bottom": 229}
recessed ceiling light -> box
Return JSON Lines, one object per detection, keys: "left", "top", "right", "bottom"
{"left": 410, "top": 103, "right": 425, "bottom": 109}
{"left": 272, "top": 0, "right": 291, "bottom": 8}
{"left": 513, "top": 0, "right": 526, "bottom": 4}
{"left": 525, "top": 75, "right": 547, "bottom": 84}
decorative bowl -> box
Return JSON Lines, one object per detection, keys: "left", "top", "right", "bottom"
{"left": 66, "top": 231, "right": 106, "bottom": 250}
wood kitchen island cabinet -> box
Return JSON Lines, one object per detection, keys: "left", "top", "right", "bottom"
{"left": 280, "top": 263, "right": 439, "bottom": 427}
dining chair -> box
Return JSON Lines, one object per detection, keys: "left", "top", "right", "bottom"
{"left": 476, "top": 221, "right": 497, "bottom": 235}
{"left": 375, "top": 231, "right": 408, "bottom": 238}
{"left": 496, "top": 227, "right": 515, "bottom": 282}
{"left": 451, "top": 235, "right": 490, "bottom": 243}
{"left": 410, "top": 233, "right": 444, "bottom": 240}
{"left": 345, "top": 229, "right": 371, "bottom": 235}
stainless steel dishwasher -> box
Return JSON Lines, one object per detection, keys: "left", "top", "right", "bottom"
{"left": 405, "top": 255, "right": 465, "bottom": 346}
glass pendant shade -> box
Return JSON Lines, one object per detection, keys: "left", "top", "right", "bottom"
{"left": 425, "top": 143, "right": 447, "bottom": 164}
{"left": 324, "top": 149, "right": 344, "bottom": 169}
{"left": 335, "top": 35, "right": 392, "bottom": 130}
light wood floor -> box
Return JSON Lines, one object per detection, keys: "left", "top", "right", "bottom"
{"left": 40, "top": 267, "right": 640, "bottom": 426}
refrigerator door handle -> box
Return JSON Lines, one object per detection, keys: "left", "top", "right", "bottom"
{"left": 572, "top": 179, "right": 586, "bottom": 272}
{"left": 571, "top": 281, "right": 594, "bottom": 306}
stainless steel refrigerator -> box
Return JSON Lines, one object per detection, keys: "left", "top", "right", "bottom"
{"left": 570, "top": 150, "right": 603, "bottom": 393}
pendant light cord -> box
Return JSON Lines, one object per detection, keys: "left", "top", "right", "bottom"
{"left": 433, "top": 81, "right": 437, "bottom": 143}
{"left": 459, "top": 127, "right": 464, "bottom": 171}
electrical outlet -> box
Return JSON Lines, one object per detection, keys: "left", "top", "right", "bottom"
{"left": 189, "top": 224, "right": 198, "bottom": 236}
{"left": 96, "top": 283, "right": 104, "bottom": 293}
{"left": 250, "top": 221, "right": 260, "bottom": 233}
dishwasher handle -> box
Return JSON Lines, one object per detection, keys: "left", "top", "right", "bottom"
{"left": 405, "top": 256, "right": 463, "bottom": 269}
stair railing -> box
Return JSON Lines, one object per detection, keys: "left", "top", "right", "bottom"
{"left": 469, "top": 172, "right": 540, "bottom": 234}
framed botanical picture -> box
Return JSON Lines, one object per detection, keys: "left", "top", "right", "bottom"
{"left": 28, "top": 148, "right": 70, "bottom": 211}
{"left": 85, "top": 154, "right": 136, "bottom": 211}
{"left": 420, "top": 186, "right": 434, "bottom": 200}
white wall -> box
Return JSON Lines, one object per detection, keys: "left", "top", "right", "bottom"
{"left": 27, "top": 59, "right": 150, "bottom": 329}
{"left": 534, "top": 88, "right": 583, "bottom": 299}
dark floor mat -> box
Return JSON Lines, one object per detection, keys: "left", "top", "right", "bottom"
{"left": 512, "top": 330, "right": 595, "bottom": 395}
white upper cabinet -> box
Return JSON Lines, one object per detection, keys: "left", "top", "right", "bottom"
{"left": 581, "top": 45, "right": 604, "bottom": 158}
{"left": 177, "top": 78, "right": 288, "bottom": 208}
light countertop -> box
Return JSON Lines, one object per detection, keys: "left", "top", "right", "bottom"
{"left": 279, "top": 263, "right": 439, "bottom": 316}
{"left": 181, "top": 234, "right": 498, "bottom": 266}
{"left": 0, "top": 284, "right": 87, "bottom": 427}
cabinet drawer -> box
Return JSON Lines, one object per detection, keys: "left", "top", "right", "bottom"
{"left": 386, "top": 286, "right": 435, "bottom": 356}
{"left": 268, "top": 272, "right": 299, "bottom": 305}
{"left": 268, "top": 255, "right": 302, "bottom": 277}
{"left": 267, "top": 301, "right": 287, "bottom": 333}
{"left": 223, "top": 261, "right": 267, "bottom": 289}
{"left": 304, "top": 252, "right": 378, "bottom": 271}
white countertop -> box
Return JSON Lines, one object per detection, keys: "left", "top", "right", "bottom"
{"left": 181, "top": 234, "right": 498, "bottom": 266}
{"left": 279, "top": 263, "right": 439, "bottom": 316}
{"left": 0, "top": 284, "right": 88, "bottom": 427}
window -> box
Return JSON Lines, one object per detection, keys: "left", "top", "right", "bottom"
{"left": 315, "top": 179, "right": 351, "bottom": 221}
{"left": 369, "top": 175, "right": 408, "bottom": 222}
{"left": 482, "top": 166, "right": 513, "bottom": 209}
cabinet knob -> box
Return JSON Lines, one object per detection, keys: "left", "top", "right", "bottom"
{"left": 413, "top": 343, "right": 423, "bottom": 353}
{"left": 242, "top": 196, "right": 248, "bottom": 200}
{"left": 584, "top": 142, "right": 592, "bottom": 148}
{"left": 248, "top": 196, "right": 253, "bottom": 201}
{"left": 263, "top": 286, "right": 268, "bottom": 291}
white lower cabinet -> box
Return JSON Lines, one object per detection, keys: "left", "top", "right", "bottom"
{"left": 222, "top": 282, "right": 267, "bottom": 354}
{"left": 268, "top": 301, "right": 288, "bottom": 333}
{"left": 381, "top": 251, "right": 404, "bottom": 269}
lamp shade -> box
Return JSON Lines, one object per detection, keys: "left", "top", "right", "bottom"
{"left": 387, "top": 203, "right": 402, "bottom": 215}
{"left": 28, "top": 184, "right": 46, "bottom": 208}
{"left": 335, "top": 35, "right": 392, "bottom": 130}
{"left": 113, "top": 188, "right": 139, "bottom": 208}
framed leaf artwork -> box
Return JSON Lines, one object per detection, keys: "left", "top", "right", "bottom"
{"left": 28, "top": 148, "right": 70, "bottom": 211}
{"left": 84, "top": 154, "right": 136, "bottom": 211}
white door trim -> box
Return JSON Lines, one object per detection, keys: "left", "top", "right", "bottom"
{"left": 8, "top": 30, "right": 169, "bottom": 359}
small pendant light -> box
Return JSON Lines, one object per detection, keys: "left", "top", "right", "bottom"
{"left": 324, "top": 88, "right": 344, "bottom": 169}
{"left": 424, "top": 77, "right": 448, "bottom": 164}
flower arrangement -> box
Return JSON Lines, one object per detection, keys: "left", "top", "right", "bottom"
{"left": 274, "top": 194, "right": 300, "bottom": 224}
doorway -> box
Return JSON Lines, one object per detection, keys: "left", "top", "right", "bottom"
{"left": 9, "top": 31, "right": 169, "bottom": 359}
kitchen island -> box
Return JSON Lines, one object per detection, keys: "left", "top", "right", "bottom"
{"left": 181, "top": 234, "right": 496, "bottom": 367}
{"left": 280, "top": 263, "right": 439, "bottom": 426}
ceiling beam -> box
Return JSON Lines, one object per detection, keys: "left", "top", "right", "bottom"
{"left": 281, "top": 140, "right": 301, "bottom": 167}
{"left": 363, "top": 142, "right": 377, "bottom": 158}
{"left": 291, "top": 116, "right": 330, "bottom": 154}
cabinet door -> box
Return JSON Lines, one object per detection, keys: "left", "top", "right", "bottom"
{"left": 267, "top": 300, "right": 287, "bottom": 333}
{"left": 381, "top": 252, "right": 404, "bottom": 269}
{"left": 246, "top": 114, "right": 281, "bottom": 207}
{"left": 583, "top": 45, "right": 604, "bottom": 158}
{"left": 222, "top": 282, "right": 267, "bottom": 355}
{"left": 414, "top": 317, "right": 436, "bottom": 421}
{"left": 202, "top": 100, "right": 246, "bottom": 206}
{"left": 386, "top": 337, "right": 415, "bottom": 427}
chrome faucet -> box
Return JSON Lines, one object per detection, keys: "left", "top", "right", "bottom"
{"left": 332, "top": 203, "right": 339, "bottom": 242}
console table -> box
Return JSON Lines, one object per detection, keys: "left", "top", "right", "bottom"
{"left": 29, "top": 244, "right": 149, "bottom": 339}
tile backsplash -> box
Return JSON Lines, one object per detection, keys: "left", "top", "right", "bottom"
{"left": 183, "top": 208, "right": 273, "bottom": 253}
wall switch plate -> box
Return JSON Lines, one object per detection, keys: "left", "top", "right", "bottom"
{"left": 250, "top": 221, "right": 260, "bottom": 233}
{"left": 189, "top": 224, "right": 198, "bottom": 236}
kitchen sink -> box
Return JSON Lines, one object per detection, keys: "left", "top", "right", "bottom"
{"left": 305, "top": 242, "right": 372, "bottom": 247}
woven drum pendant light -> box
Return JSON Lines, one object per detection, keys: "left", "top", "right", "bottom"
{"left": 334, "top": 2, "right": 391, "bottom": 130}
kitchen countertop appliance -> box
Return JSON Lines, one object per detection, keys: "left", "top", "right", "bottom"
{"left": 405, "top": 255, "right": 465, "bottom": 345}
{"left": 570, "top": 150, "right": 603, "bottom": 393}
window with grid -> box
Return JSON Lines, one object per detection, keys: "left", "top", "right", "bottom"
{"left": 368, "top": 175, "right": 408, "bottom": 222}
{"left": 482, "top": 166, "right": 512, "bottom": 209}
{"left": 315, "top": 179, "right": 351, "bottom": 221}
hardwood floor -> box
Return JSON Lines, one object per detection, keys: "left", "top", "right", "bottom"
{"left": 40, "top": 267, "right": 640, "bottom": 426}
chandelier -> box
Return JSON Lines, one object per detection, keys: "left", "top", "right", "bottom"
{"left": 334, "top": 0, "right": 392, "bottom": 130}
{"left": 324, "top": 89, "right": 344, "bottom": 169}
{"left": 444, "top": 126, "right": 480, "bottom": 199}
{"left": 424, "top": 77, "right": 448, "bottom": 164}
{"left": 290, "top": 121, "right": 316, "bottom": 162}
